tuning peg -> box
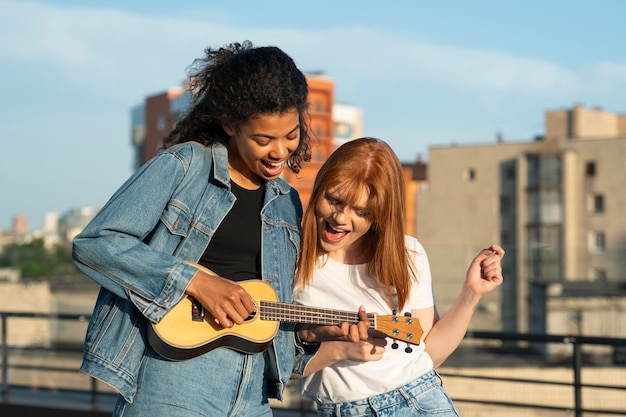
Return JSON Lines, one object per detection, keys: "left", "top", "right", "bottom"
{"left": 390, "top": 310, "right": 399, "bottom": 323}
{"left": 403, "top": 312, "right": 414, "bottom": 325}
{"left": 405, "top": 344, "right": 413, "bottom": 353}
{"left": 391, "top": 341, "right": 399, "bottom": 349}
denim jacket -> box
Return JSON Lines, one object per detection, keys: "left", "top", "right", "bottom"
{"left": 73, "top": 141, "right": 306, "bottom": 402}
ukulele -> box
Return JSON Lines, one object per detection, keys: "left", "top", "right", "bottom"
{"left": 147, "top": 262, "right": 422, "bottom": 361}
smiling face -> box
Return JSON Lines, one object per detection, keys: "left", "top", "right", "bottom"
{"left": 225, "top": 108, "right": 300, "bottom": 188}
{"left": 316, "top": 185, "right": 374, "bottom": 264}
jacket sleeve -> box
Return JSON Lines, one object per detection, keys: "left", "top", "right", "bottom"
{"left": 72, "top": 151, "right": 198, "bottom": 323}
{"left": 291, "top": 332, "right": 321, "bottom": 376}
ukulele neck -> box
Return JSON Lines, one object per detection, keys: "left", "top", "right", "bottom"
{"left": 259, "top": 301, "right": 374, "bottom": 327}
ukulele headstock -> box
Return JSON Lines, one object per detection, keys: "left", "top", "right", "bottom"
{"left": 374, "top": 311, "right": 423, "bottom": 352}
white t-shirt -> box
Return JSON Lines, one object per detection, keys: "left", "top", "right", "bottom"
{"left": 293, "top": 235, "right": 436, "bottom": 403}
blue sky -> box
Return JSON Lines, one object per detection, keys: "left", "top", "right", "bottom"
{"left": 1, "top": 0, "right": 625, "bottom": 230}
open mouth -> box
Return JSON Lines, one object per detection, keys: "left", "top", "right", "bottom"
{"left": 323, "top": 221, "right": 348, "bottom": 243}
{"left": 261, "top": 160, "right": 285, "bottom": 177}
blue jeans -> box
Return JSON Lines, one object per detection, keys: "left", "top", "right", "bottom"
{"left": 315, "top": 370, "right": 461, "bottom": 417}
{"left": 113, "top": 346, "right": 272, "bottom": 417}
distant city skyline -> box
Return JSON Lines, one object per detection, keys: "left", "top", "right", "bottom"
{"left": 1, "top": 0, "right": 625, "bottom": 229}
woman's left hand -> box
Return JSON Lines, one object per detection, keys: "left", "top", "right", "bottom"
{"left": 466, "top": 244, "right": 505, "bottom": 296}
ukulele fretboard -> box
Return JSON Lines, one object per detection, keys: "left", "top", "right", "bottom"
{"left": 259, "top": 301, "right": 375, "bottom": 327}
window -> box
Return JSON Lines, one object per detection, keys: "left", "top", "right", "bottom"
{"left": 594, "top": 268, "right": 607, "bottom": 282}
{"left": 595, "top": 232, "right": 605, "bottom": 251}
{"left": 593, "top": 194, "right": 605, "bottom": 213}
{"left": 585, "top": 161, "right": 596, "bottom": 177}
{"left": 527, "top": 190, "right": 562, "bottom": 223}
{"left": 500, "top": 196, "right": 511, "bottom": 215}
{"left": 527, "top": 154, "right": 561, "bottom": 188}
{"left": 505, "top": 166, "right": 516, "bottom": 180}
{"left": 589, "top": 231, "right": 606, "bottom": 253}
{"left": 464, "top": 168, "right": 476, "bottom": 181}
{"left": 335, "top": 122, "right": 353, "bottom": 139}
{"left": 157, "top": 114, "right": 167, "bottom": 131}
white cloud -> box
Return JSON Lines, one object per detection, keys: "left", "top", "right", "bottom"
{"left": 288, "top": 30, "right": 582, "bottom": 95}
{"left": 0, "top": 1, "right": 238, "bottom": 98}
{"left": 2, "top": 1, "right": 625, "bottom": 104}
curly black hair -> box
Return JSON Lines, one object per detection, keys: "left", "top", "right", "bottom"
{"left": 164, "top": 41, "right": 311, "bottom": 173}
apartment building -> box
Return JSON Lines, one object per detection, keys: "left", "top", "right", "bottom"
{"left": 417, "top": 104, "right": 626, "bottom": 340}
{"left": 130, "top": 88, "right": 191, "bottom": 170}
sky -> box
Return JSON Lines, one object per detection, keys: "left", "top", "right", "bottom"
{"left": 1, "top": 0, "right": 625, "bottom": 231}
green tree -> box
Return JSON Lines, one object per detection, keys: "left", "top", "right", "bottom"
{"left": 0, "top": 239, "right": 79, "bottom": 278}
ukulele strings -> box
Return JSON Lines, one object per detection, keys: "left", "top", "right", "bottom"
{"left": 257, "top": 300, "right": 376, "bottom": 328}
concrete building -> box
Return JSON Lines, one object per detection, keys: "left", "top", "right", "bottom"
{"left": 0, "top": 215, "right": 31, "bottom": 249}
{"left": 58, "top": 207, "right": 97, "bottom": 243}
{"left": 403, "top": 158, "right": 428, "bottom": 239}
{"left": 333, "top": 103, "right": 364, "bottom": 147}
{"left": 131, "top": 88, "right": 192, "bottom": 170}
{"left": 417, "top": 104, "right": 626, "bottom": 339}
{"left": 41, "top": 212, "right": 61, "bottom": 249}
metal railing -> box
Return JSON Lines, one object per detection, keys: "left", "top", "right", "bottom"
{"left": 0, "top": 312, "right": 89, "bottom": 400}
{"left": 1, "top": 312, "right": 625, "bottom": 416}
{"left": 447, "top": 331, "right": 626, "bottom": 416}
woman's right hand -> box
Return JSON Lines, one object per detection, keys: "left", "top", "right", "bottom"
{"left": 299, "top": 332, "right": 388, "bottom": 376}
{"left": 184, "top": 269, "right": 256, "bottom": 328}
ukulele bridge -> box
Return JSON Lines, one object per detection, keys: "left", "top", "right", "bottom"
{"left": 190, "top": 297, "right": 204, "bottom": 322}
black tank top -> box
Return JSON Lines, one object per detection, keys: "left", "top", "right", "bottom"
{"left": 199, "top": 182, "right": 264, "bottom": 281}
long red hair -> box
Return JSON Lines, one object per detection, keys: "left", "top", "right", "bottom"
{"left": 296, "top": 137, "right": 418, "bottom": 310}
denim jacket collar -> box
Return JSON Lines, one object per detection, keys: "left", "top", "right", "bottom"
{"left": 211, "top": 142, "right": 230, "bottom": 187}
